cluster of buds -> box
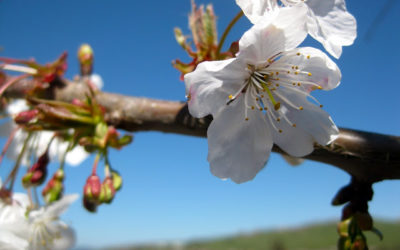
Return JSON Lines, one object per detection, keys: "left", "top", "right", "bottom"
{"left": 332, "top": 178, "right": 381, "bottom": 250}
{"left": 42, "top": 168, "right": 65, "bottom": 203}
{"left": 83, "top": 170, "right": 122, "bottom": 212}
{"left": 22, "top": 150, "right": 49, "bottom": 188}
{"left": 172, "top": 0, "right": 236, "bottom": 79}
{"left": 79, "top": 122, "right": 132, "bottom": 152}
{"left": 337, "top": 217, "right": 368, "bottom": 250}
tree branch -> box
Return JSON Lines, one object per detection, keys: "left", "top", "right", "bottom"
{"left": 4, "top": 77, "right": 400, "bottom": 183}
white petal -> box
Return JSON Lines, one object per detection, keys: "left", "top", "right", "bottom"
{"left": 277, "top": 87, "right": 339, "bottom": 145}
{"left": 273, "top": 47, "right": 341, "bottom": 91}
{"left": 184, "top": 58, "right": 249, "bottom": 118}
{"left": 207, "top": 97, "right": 272, "bottom": 183}
{"left": 238, "top": 4, "right": 308, "bottom": 65}
{"left": 4, "top": 128, "right": 30, "bottom": 165}
{"left": 267, "top": 106, "right": 314, "bottom": 157}
{"left": 6, "top": 99, "right": 29, "bottom": 115}
{"left": 38, "top": 194, "right": 79, "bottom": 219}
{"left": 306, "top": 0, "right": 357, "bottom": 58}
{"left": 281, "top": 154, "right": 304, "bottom": 166}
{"left": 0, "top": 230, "right": 28, "bottom": 250}
{"left": 49, "top": 137, "right": 89, "bottom": 166}
{"left": 236, "top": 0, "right": 278, "bottom": 24}
{"left": 90, "top": 74, "right": 104, "bottom": 90}
{"left": 53, "top": 225, "right": 76, "bottom": 250}
{"left": 64, "top": 145, "right": 89, "bottom": 166}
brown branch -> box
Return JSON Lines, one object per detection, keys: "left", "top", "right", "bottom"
{"left": 4, "top": 77, "right": 400, "bottom": 183}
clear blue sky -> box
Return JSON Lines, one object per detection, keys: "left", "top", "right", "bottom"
{"left": 0, "top": 0, "right": 400, "bottom": 248}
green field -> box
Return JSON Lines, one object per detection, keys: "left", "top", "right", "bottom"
{"left": 108, "top": 220, "right": 400, "bottom": 250}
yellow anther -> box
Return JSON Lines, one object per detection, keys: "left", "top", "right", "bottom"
{"left": 275, "top": 84, "right": 279, "bottom": 87}
{"left": 292, "top": 66, "right": 295, "bottom": 69}
{"left": 276, "top": 72, "right": 279, "bottom": 75}
{"left": 274, "top": 102, "right": 281, "bottom": 110}
{"left": 228, "top": 94, "right": 233, "bottom": 99}
{"left": 308, "top": 72, "right": 312, "bottom": 76}
{"left": 299, "top": 106, "right": 304, "bottom": 110}
{"left": 264, "top": 107, "right": 268, "bottom": 111}
{"left": 297, "top": 83, "right": 301, "bottom": 86}
{"left": 245, "top": 117, "right": 249, "bottom": 121}
{"left": 261, "top": 95, "right": 264, "bottom": 98}
{"left": 279, "top": 129, "right": 283, "bottom": 133}
{"left": 307, "top": 55, "right": 310, "bottom": 59}
{"left": 295, "top": 72, "right": 299, "bottom": 75}
{"left": 259, "top": 107, "right": 263, "bottom": 111}
{"left": 292, "top": 124, "right": 297, "bottom": 127}
{"left": 292, "top": 82, "right": 296, "bottom": 86}
{"left": 269, "top": 72, "right": 274, "bottom": 76}
{"left": 296, "top": 52, "right": 301, "bottom": 56}
{"left": 317, "top": 86, "right": 322, "bottom": 90}
{"left": 287, "top": 71, "right": 290, "bottom": 74}
{"left": 277, "top": 118, "right": 281, "bottom": 122}
{"left": 251, "top": 106, "right": 255, "bottom": 110}
{"left": 320, "top": 104, "right": 323, "bottom": 108}
{"left": 295, "top": 66, "right": 299, "bottom": 70}
{"left": 256, "top": 98, "right": 259, "bottom": 101}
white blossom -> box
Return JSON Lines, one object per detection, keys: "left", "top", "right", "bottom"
{"left": 0, "top": 179, "right": 77, "bottom": 250}
{"left": 236, "top": 0, "right": 357, "bottom": 58}
{"left": 185, "top": 5, "right": 340, "bottom": 183}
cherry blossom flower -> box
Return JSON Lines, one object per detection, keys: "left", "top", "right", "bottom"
{"left": 0, "top": 99, "right": 88, "bottom": 167}
{"left": 184, "top": 5, "right": 341, "bottom": 183}
{"left": 0, "top": 179, "right": 78, "bottom": 250}
{"left": 236, "top": 0, "right": 357, "bottom": 58}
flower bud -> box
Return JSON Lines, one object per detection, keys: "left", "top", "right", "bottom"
{"left": 22, "top": 151, "right": 49, "bottom": 188}
{"left": 100, "top": 177, "right": 115, "bottom": 204}
{"left": 111, "top": 171, "right": 122, "bottom": 191}
{"left": 42, "top": 169, "right": 65, "bottom": 203}
{"left": 78, "top": 44, "right": 94, "bottom": 76}
{"left": 14, "top": 109, "right": 39, "bottom": 124}
{"left": 78, "top": 44, "right": 94, "bottom": 66}
{"left": 351, "top": 236, "right": 367, "bottom": 250}
{"left": 83, "top": 174, "right": 102, "bottom": 201}
{"left": 83, "top": 196, "right": 98, "bottom": 213}
{"left": 337, "top": 218, "right": 351, "bottom": 238}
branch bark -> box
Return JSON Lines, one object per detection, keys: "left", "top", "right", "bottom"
{"left": 4, "top": 77, "right": 400, "bottom": 183}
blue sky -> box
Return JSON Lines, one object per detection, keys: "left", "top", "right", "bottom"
{"left": 1, "top": 0, "right": 400, "bottom": 248}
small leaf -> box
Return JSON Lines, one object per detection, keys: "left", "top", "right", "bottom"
{"left": 371, "top": 227, "right": 384, "bottom": 241}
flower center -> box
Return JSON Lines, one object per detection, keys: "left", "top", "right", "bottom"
{"left": 29, "top": 220, "right": 63, "bottom": 248}
{"left": 227, "top": 52, "right": 323, "bottom": 134}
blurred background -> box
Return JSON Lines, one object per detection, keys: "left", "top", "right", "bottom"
{"left": 0, "top": 0, "right": 399, "bottom": 249}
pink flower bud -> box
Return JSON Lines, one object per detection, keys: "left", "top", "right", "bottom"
{"left": 100, "top": 177, "right": 116, "bottom": 204}
{"left": 83, "top": 196, "right": 98, "bottom": 213}
{"left": 83, "top": 174, "right": 101, "bottom": 201}
{"left": 14, "top": 109, "right": 39, "bottom": 124}
{"left": 42, "top": 169, "right": 64, "bottom": 203}
{"left": 22, "top": 151, "right": 49, "bottom": 188}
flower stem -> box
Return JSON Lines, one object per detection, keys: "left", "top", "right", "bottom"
{"left": 0, "top": 126, "right": 20, "bottom": 169}
{"left": 91, "top": 152, "right": 101, "bottom": 175}
{"left": 5, "top": 132, "right": 32, "bottom": 190}
{"left": 216, "top": 10, "right": 243, "bottom": 58}
{"left": 59, "top": 140, "right": 73, "bottom": 170}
